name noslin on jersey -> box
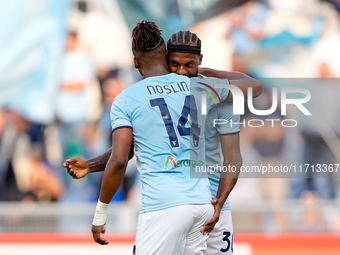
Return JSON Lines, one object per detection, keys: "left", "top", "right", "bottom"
{"left": 146, "top": 81, "right": 189, "bottom": 95}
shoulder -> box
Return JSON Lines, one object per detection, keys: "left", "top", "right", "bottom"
{"left": 116, "top": 81, "right": 142, "bottom": 100}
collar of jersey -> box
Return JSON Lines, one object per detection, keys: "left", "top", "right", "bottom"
{"left": 144, "top": 73, "right": 177, "bottom": 80}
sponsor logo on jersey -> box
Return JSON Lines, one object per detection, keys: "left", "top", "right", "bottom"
{"left": 164, "top": 155, "right": 177, "bottom": 170}
{"left": 164, "top": 155, "right": 204, "bottom": 170}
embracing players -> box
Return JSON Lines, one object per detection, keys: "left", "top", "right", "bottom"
{"left": 64, "top": 22, "right": 262, "bottom": 255}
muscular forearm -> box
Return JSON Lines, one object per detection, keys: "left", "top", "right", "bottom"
{"left": 86, "top": 148, "right": 112, "bottom": 173}
{"left": 215, "top": 154, "right": 242, "bottom": 206}
{"left": 228, "top": 78, "right": 262, "bottom": 99}
{"left": 216, "top": 178, "right": 237, "bottom": 206}
{"left": 98, "top": 128, "right": 133, "bottom": 203}
{"left": 198, "top": 67, "right": 263, "bottom": 98}
{"left": 99, "top": 157, "right": 128, "bottom": 204}
{"left": 199, "top": 68, "right": 247, "bottom": 79}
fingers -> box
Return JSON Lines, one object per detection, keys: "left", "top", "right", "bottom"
{"left": 201, "top": 223, "right": 215, "bottom": 235}
{"left": 92, "top": 225, "right": 109, "bottom": 245}
{"left": 203, "top": 214, "right": 219, "bottom": 227}
{"left": 63, "top": 157, "right": 88, "bottom": 179}
{"left": 64, "top": 164, "right": 70, "bottom": 171}
{"left": 94, "top": 235, "right": 108, "bottom": 245}
{"left": 68, "top": 168, "right": 78, "bottom": 179}
{"left": 211, "top": 198, "right": 218, "bottom": 205}
{"left": 63, "top": 162, "right": 72, "bottom": 173}
{"left": 63, "top": 162, "right": 78, "bottom": 179}
{"left": 201, "top": 210, "right": 220, "bottom": 235}
{"left": 70, "top": 171, "right": 77, "bottom": 179}
{"left": 201, "top": 218, "right": 218, "bottom": 235}
{"left": 66, "top": 157, "right": 78, "bottom": 163}
{"left": 63, "top": 162, "right": 73, "bottom": 174}
{"left": 201, "top": 222, "right": 216, "bottom": 235}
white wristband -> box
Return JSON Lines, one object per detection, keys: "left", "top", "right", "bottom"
{"left": 92, "top": 200, "right": 109, "bottom": 226}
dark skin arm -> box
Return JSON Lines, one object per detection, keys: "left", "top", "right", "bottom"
{"left": 63, "top": 143, "right": 134, "bottom": 179}
{"left": 202, "top": 133, "right": 242, "bottom": 234}
{"left": 198, "top": 67, "right": 263, "bottom": 99}
{"left": 91, "top": 128, "right": 133, "bottom": 245}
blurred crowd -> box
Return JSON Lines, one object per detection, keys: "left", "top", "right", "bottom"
{"left": 1, "top": 0, "right": 340, "bottom": 232}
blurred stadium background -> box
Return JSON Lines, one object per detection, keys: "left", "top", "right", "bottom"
{"left": 1, "top": 0, "right": 340, "bottom": 254}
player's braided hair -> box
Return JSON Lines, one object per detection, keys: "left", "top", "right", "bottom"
{"left": 132, "top": 20, "right": 164, "bottom": 53}
{"left": 167, "top": 30, "right": 201, "bottom": 48}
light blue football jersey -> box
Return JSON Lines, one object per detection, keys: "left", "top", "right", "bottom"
{"left": 110, "top": 73, "right": 230, "bottom": 213}
{"left": 205, "top": 103, "right": 240, "bottom": 211}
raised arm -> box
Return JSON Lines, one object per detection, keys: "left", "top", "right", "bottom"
{"left": 91, "top": 127, "right": 133, "bottom": 245}
{"left": 198, "top": 67, "right": 262, "bottom": 99}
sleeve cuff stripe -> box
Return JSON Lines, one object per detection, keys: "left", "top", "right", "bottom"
{"left": 112, "top": 125, "right": 133, "bottom": 132}
{"left": 219, "top": 130, "right": 240, "bottom": 136}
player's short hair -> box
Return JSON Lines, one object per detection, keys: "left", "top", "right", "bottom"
{"left": 132, "top": 20, "right": 165, "bottom": 53}
{"left": 167, "top": 30, "right": 201, "bottom": 55}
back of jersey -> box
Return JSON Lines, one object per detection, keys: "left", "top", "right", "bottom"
{"left": 111, "top": 73, "right": 228, "bottom": 213}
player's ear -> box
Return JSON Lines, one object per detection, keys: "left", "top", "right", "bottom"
{"left": 198, "top": 54, "right": 203, "bottom": 65}
{"left": 133, "top": 57, "right": 140, "bottom": 69}
{"left": 165, "top": 50, "right": 169, "bottom": 62}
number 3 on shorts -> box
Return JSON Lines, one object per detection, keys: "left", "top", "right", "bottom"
{"left": 221, "top": 231, "right": 233, "bottom": 253}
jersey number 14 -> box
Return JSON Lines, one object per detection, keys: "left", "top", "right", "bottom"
{"left": 150, "top": 95, "right": 201, "bottom": 148}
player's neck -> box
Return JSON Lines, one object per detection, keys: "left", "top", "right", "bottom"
{"left": 143, "top": 64, "right": 169, "bottom": 78}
